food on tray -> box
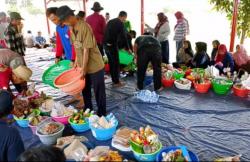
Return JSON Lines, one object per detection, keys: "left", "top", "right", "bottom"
{"left": 214, "top": 154, "right": 241, "bottom": 162}
{"left": 99, "top": 151, "right": 122, "bottom": 162}
{"left": 39, "top": 122, "right": 61, "bottom": 135}
{"left": 29, "top": 116, "right": 44, "bottom": 126}
{"left": 130, "top": 125, "right": 161, "bottom": 154}
{"left": 13, "top": 98, "right": 33, "bottom": 118}
{"left": 113, "top": 127, "right": 135, "bottom": 149}
{"left": 162, "top": 149, "right": 186, "bottom": 162}
{"left": 56, "top": 135, "right": 88, "bottom": 149}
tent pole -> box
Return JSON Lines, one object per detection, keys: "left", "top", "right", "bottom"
{"left": 44, "top": 0, "right": 51, "bottom": 35}
{"left": 141, "top": 0, "right": 144, "bottom": 35}
{"left": 83, "top": 0, "right": 87, "bottom": 15}
{"left": 229, "top": 0, "right": 239, "bottom": 52}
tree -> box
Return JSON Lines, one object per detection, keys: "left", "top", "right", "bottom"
{"left": 210, "top": 0, "right": 250, "bottom": 44}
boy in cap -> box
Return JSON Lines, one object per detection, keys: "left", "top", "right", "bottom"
{"left": 0, "top": 90, "right": 25, "bottom": 161}
{"left": 86, "top": 2, "right": 106, "bottom": 56}
{"left": 56, "top": 6, "right": 106, "bottom": 116}
{"left": 5, "top": 12, "right": 26, "bottom": 57}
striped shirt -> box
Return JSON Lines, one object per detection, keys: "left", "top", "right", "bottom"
{"left": 174, "top": 20, "right": 188, "bottom": 41}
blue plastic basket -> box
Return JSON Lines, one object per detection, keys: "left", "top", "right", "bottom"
{"left": 14, "top": 118, "right": 29, "bottom": 128}
{"left": 68, "top": 118, "right": 90, "bottom": 133}
{"left": 131, "top": 143, "right": 162, "bottom": 161}
{"left": 156, "top": 146, "right": 199, "bottom": 162}
{"left": 144, "top": 76, "right": 153, "bottom": 86}
{"left": 89, "top": 120, "right": 118, "bottom": 141}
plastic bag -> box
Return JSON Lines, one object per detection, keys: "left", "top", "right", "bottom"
{"left": 64, "top": 139, "right": 88, "bottom": 161}
{"left": 84, "top": 146, "right": 110, "bottom": 161}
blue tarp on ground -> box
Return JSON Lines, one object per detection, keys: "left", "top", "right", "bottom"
{"left": 14, "top": 49, "right": 250, "bottom": 161}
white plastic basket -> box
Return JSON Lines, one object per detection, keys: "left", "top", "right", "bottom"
{"left": 174, "top": 79, "right": 192, "bottom": 90}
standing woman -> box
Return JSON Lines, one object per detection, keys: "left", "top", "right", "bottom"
{"left": 174, "top": 11, "right": 189, "bottom": 62}
{"left": 146, "top": 12, "right": 170, "bottom": 64}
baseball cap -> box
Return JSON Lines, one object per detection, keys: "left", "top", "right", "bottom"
{"left": 9, "top": 12, "right": 24, "bottom": 20}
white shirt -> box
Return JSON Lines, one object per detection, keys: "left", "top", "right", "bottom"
{"left": 146, "top": 22, "right": 171, "bottom": 42}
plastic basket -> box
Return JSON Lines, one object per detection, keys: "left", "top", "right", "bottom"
{"left": 156, "top": 146, "right": 199, "bottom": 162}
{"left": 233, "top": 85, "right": 249, "bottom": 98}
{"left": 52, "top": 115, "right": 71, "bottom": 125}
{"left": 131, "top": 142, "right": 162, "bottom": 161}
{"left": 68, "top": 117, "right": 90, "bottom": 133}
{"left": 162, "top": 78, "right": 175, "bottom": 87}
{"left": 174, "top": 79, "right": 192, "bottom": 90}
{"left": 173, "top": 71, "right": 185, "bottom": 80}
{"left": 28, "top": 116, "right": 48, "bottom": 134}
{"left": 119, "top": 50, "right": 134, "bottom": 65}
{"left": 42, "top": 60, "right": 72, "bottom": 88}
{"left": 212, "top": 79, "right": 233, "bottom": 95}
{"left": 194, "top": 81, "right": 211, "bottom": 93}
{"left": 89, "top": 120, "right": 118, "bottom": 141}
{"left": 14, "top": 109, "right": 40, "bottom": 128}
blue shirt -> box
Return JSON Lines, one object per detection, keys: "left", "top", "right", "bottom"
{"left": 0, "top": 120, "right": 25, "bottom": 161}
{"left": 56, "top": 25, "right": 73, "bottom": 60}
{"left": 35, "top": 36, "right": 46, "bottom": 45}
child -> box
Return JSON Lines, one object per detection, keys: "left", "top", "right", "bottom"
{"left": 0, "top": 64, "right": 11, "bottom": 90}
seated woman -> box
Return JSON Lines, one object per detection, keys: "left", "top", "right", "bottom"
{"left": 173, "top": 40, "right": 193, "bottom": 68}
{"left": 0, "top": 90, "right": 25, "bottom": 161}
{"left": 233, "top": 44, "right": 250, "bottom": 73}
{"left": 214, "top": 44, "right": 234, "bottom": 74}
{"left": 191, "top": 42, "right": 210, "bottom": 69}
{"left": 211, "top": 40, "right": 220, "bottom": 62}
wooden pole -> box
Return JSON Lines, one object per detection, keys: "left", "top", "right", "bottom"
{"left": 141, "top": 0, "right": 144, "bottom": 35}
{"left": 44, "top": 0, "right": 51, "bottom": 35}
{"left": 83, "top": 0, "right": 87, "bottom": 15}
{"left": 229, "top": 0, "right": 239, "bottom": 52}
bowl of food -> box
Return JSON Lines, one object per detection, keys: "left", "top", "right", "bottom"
{"left": 28, "top": 116, "right": 48, "bottom": 134}
{"left": 174, "top": 79, "right": 192, "bottom": 90}
{"left": 212, "top": 78, "right": 233, "bottom": 95}
{"left": 162, "top": 71, "right": 175, "bottom": 87}
{"left": 51, "top": 103, "right": 75, "bottom": 125}
{"left": 194, "top": 80, "right": 211, "bottom": 93}
{"left": 68, "top": 112, "right": 90, "bottom": 133}
{"left": 173, "top": 71, "right": 185, "bottom": 80}
{"left": 130, "top": 126, "right": 162, "bottom": 161}
{"left": 156, "top": 146, "right": 199, "bottom": 162}
{"left": 233, "top": 84, "right": 249, "bottom": 98}
{"left": 14, "top": 109, "right": 40, "bottom": 128}
{"left": 36, "top": 121, "right": 65, "bottom": 145}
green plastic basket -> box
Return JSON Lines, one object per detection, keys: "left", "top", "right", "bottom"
{"left": 42, "top": 60, "right": 72, "bottom": 88}
{"left": 212, "top": 78, "right": 233, "bottom": 95}
{"left": 119, "top": 50, "right": 134, "bottom": 65}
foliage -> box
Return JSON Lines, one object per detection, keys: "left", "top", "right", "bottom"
{"left": 5, "top": 0, "right": 43, "bottom": 15}
{"left": 210, "top": 0, "right": 250, "bottom": 43}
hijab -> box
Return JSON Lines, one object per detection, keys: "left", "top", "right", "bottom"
{"left": 215, "top": 44, "right": 228, "bottom": 63}
{"left": 184, "top": 40, "right": 193, "bottom": 57}
{"left": 155, "top": 12, "right": 168, "bottom": 37}
{"left": 233, "top": 45, "right": 250, "bottom": 66}
{"left": 174, "top": 11, "right": 189, "bottom": 35}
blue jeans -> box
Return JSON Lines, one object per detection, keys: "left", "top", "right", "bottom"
{"left": 176, "top": 40, "right": 184, "bottom": 62}
{"left": 160, "top": 40, "right": 169, "bottom": 64}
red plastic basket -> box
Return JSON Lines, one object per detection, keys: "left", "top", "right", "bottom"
{"left": 162, "top": 78, "right": 175, "bottom": 87}
{"left": 194, "top": 81, "right": 211, "bottom": 93}
{"left": 233, "top": 85, "right": 249, "bottom": 98}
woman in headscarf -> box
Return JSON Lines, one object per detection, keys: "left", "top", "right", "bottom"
{"left": 145, "top": 12, "right": 170, "bottom": 64}
{"left": 191, "top": 42, "right": 210, "bottom": 69}
{"left": 214, "top": 44, "right": 234, "bottom": 74}
{"left": 173, "top": 40, "right": 193, "bottom": 68}
{"left": 174, "top": 11, "right": 189, "bottom": 62}
{"left": 233, "top": 44, "right": 250, "bottom": 73}
{"left": 211, "top": 40, "right": 220, "bottom": 61}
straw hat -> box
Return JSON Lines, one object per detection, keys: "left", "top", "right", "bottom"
{"left": 12, "top": 65, "right": 32, "bottom": 81}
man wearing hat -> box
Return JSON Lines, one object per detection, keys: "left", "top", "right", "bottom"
{"left": 86, "top": 2, "right": 106, "bottom": 56}
{"left": 0, "top": 48, "right": 32, "bottom": 92}
{"left": 56, "top": 6, "right": 106, "bottom": 116}
{"left": 0, "top": 90, "right": 25, "bottom": 161}
{"left": 5, "top": 12, "right": 26, "bottom": 57}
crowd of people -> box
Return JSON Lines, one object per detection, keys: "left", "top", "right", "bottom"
{"left": 0, "top": 1, "right": 250, "bottom": 161}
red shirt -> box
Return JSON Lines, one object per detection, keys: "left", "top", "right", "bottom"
{"left": 86, "top": 13, "right": 106, "bottom": 44}
{"left": 0, "top": 64, "right": 11, "bottom": 90}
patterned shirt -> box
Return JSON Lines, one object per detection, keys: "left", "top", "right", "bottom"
{"left": 5, "top": 24, "right": 26, "bottom": 56}
{"left": 174, "top": 20, "right": 188, "bottom": 41}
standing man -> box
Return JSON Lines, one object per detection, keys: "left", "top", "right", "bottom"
{"left": 0, "top": 12, "right": 8, "bottom": 48}
{"left": 86, "top": 2, "right": 106, "bottom": 56}
{"left": 56, "top": 6, "right": 106, "bottom": 116}
{"left": 134, "top": 32, "right": 163, "bottom": 91}
{"left": 105, "top": 12, "right": 110, "bottom": 23}
{"left": 46, "top": 7, "right": 84, "bottom": 109}
{"left": 104, "top": 11, "right": 130, "bottom": 87}
{"left": 5, "top": 12, "right": 26, "bottom": 58}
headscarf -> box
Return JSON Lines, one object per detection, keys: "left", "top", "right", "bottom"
{"left": 195, "top": 42, "right": 207, "bottom": 53}
{"left": 154, "top": 12, "right": 168, "bottom": 37}
{"left": 233, "top": 45, "right": 250, "bottom": 66}
{"left": 215, "top": 44, "right": 227, "bottom": 63}
{"left": 174, "top": 11, "right": 189, "bottom": 34}
{"left": 184, "top": 40, "right": 193, "bottom": 57}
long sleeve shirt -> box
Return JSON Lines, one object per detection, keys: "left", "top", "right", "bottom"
{"left": 86, "top": 13, "right": 106, "bottom": 44}
{"left": 104, "top": 18, "right": 129, "bottom": 49}
{"left": 174, "top": 20, "right": 188, "bottom": 41}
{"left": 5, "top": 24, "right": 26, "bottom": 56}
{"left": 56, "top": 25, "right": 76, "bottom": 61}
